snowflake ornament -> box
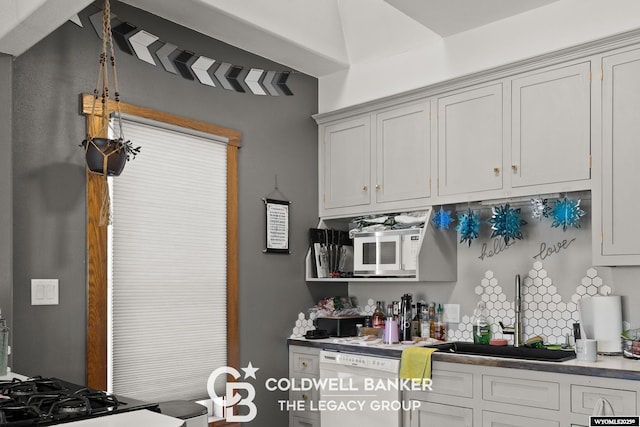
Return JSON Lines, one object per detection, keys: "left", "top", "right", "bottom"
{"left": 489, "top": 203, "right": 527, "bottom": 244}
{"left": 550, "top": 197, "right": 585, "bottom": 231}
{"left": 432, "top": 207, "right": 454, "bottom": 230}
{"left": 455, "top": 208, "right": 481, "bottom": 246}
{"left": 530, "top": 197, "right": 551, "bottom": 221}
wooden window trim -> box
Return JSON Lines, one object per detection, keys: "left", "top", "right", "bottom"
{"left": 82, "top": 94, "right": 241, "bottom": 395}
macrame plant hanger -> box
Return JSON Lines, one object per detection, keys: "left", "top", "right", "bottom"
{"left": 82, "top": 0, "right": 138, "bottom": 226}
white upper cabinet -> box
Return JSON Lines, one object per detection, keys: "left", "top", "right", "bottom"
{"left": 594, "top": 48, "right": 640, "bottom": 264}
{"left": 511, "top": 62, "right": 591, "bottom": 188}
{"left": 437, "top": 83, "right": 504, "bottom": 197}
{"left": 319, "top": 102, "right": 431, "bottom": 218}
{"left": 320, "top": 116, "right": 371, "bottom": 211}
{"left": 375, "top": 101, "right": 431, "bottom": 206}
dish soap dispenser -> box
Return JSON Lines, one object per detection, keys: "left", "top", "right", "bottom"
{"left": 472, "top": 302, "right": 491, "bottom": 345}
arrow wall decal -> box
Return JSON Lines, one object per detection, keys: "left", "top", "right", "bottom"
{"left": 191, "top": 56, "right": 217, "bottom": 87}
{"left": 245, "top": 69, "right": 266, "bottom": 95}
{"left": 85, "top": 10, "right": 294, "bottom": 95}
{"left": 129, "top": 30, "right": 159, "bottom": 65}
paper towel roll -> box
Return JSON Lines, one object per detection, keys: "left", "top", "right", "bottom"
{"left": 579, "top": 296, "right": 622, "bottom": 354}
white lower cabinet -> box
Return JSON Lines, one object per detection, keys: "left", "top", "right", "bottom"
{"left": 408, "top": 401, "right": 472, "bottom": 427}
{"left": 482, "top": 411, "right": 559, "bottom": 427}
{"left": 289, "top": 346, "right": 321, "bottom": 427}
{"left": 290, "top": 414, "right": 321, "bottom": 427}
{"left": 404, "top": 360, "right": 640, "bottom": 427}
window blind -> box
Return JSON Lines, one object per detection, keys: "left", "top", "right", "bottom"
{"left": 108, "top": 118, "right": 227, "bottom": 402}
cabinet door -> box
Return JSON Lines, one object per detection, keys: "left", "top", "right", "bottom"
{"left": 410, "top": 401, "right": 472, "bottom": 427}
{"left": 438, "top": 83, "right": 504, "bottom": 196}
{"left": 511, "top": 62, "right": 591, "bottom": 187}
{"left": 321, "top": 116, "right": 371, "bottom": 210}
{"left": 375, "top": 102, "right": 431, "bottom": 204}
{"left": 599, "top": 48, "right": 640, "bottom": 262}
{"left": 482, "top": 411, "right": 559, "bottom": 427}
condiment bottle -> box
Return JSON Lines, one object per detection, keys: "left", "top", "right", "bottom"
{"left": 372, "top": 301, "right": 385, "bottom": 328}
{"left": 472, "top": 301, "right": 491, "bottom": 344}
{"left": 420, "top": 304, "right": 430, "bottom": 338}
{"left": 434, "top": 304, "right": 447, "bottom": 341}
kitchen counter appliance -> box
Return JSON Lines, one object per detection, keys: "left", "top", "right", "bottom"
{"left": 0, "top": 376, "right": 160, "bottom": 426}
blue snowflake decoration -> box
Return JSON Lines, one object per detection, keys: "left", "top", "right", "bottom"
{"left": 489, "top": 203, "right": 527, "bottom": 244}
{"left": 455, "top": 209, "right": 481, "bottom": 246}
{"left": 432, "top": 207, "right": 454, "bottom": 230}
{"left": 530, "top": 197, "right": 551, "bottom": 221}
{"left": 550, "top": 197, "right": 585, "bottom": 231}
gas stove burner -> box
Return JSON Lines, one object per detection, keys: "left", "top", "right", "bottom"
{"left": 4, "top": 383, "right": 37, "bottom": 400}
{"left": 0, "top": 377, "right": 158, "bottom": 426}
{"left": 51, "top": 397, "right": 90, "bottom": 416}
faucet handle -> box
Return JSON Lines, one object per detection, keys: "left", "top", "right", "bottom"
{"left": 498, "top": 321, "right": 515, "bottom": 334}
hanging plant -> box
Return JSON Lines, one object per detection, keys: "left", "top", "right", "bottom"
{"left": 81, "top": 0, "right": 140, "bottom": 178}
{"left": 81, "top": 0, "right": 140, "bottom": 225}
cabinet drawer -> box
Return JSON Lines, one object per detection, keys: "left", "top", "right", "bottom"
{"left": 483, "top": 375, "right": 559, "bottom": 410}
{"left": 571, "top": 385, "right": 637, "bottom": 415}
{"left": 290, "top": 414, "right": 320, "bottom": 427}
{"left": 483, "top": 411, "right": 559, "bottom": 427}
{"left": 291, "top": 351, "right": 319, "bottom": 376}
{"left": 290, "top": 387, "right": 320, "bottom": 413}
{"left": 431, "top": 369, "right": 473, "bottom": 398}
{"left": 410, "top": 401, "right": 472, "bottom": 427}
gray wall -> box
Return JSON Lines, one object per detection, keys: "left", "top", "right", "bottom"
{"left": 0, "top": 54, "right": 12, "bottom": 353}
{"left": 11, "top": 2, "right": 318, "bottom": 425}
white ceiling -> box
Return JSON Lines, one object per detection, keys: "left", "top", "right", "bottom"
{"left": 0, "top": 0, "right": 561, "bottom": 77}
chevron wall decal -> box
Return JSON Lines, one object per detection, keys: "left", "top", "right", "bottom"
{"left": 87, "top": 9, "right": 294, "bottom": 96}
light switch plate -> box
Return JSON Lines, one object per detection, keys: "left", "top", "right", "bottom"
{"left": 31, "top": 279, "right": 59, "bottom": 305}
{"left": 443, "top": 303, "right": 460, "bottom": 323}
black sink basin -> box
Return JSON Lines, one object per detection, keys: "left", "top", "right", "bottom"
{"left": 428, "top": 341, "right": 576, "bottom": 362}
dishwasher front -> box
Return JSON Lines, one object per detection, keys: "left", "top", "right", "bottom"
{"left": 319, "top": 350, "right": 402, "bottom": 427}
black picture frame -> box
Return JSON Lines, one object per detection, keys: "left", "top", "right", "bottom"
{"left": 263, "top": 198, "right": 290, "bottom": 254}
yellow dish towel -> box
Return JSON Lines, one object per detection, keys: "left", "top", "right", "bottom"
{"left": 400, "top": 347, "right": 438, "bottom": 380}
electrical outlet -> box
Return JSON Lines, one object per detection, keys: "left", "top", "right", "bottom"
{"left": 443, "top": 304, "right": 460, "bottom": 323}
{"left": 31, "top": 279, "right": 59, "bottom": 305}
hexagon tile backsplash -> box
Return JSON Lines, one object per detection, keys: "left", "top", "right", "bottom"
{"left": 449, "top": 262, "right": 613, "bottom": 345}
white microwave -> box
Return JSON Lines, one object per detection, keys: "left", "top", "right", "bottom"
{"left": 352, "top": 228, "right": 421, "bottom": 277}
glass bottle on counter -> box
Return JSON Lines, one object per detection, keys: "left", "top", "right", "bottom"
{"left": 434, "top": 304, "right": 447, "bottom": 341}
{"left": 420, "top": 304, "right": 431, "bottom": 338}
{"left": 428, "top": 302, "right": 436, "bottom": 338}
{"left": 372, "top": 301, "right": 385, "bottom": 328}
{"left": 472, "top": 301, "right": 491, "bottom": 344}
{"left": 412, "top": 302, "right": 422, "bottom": 338}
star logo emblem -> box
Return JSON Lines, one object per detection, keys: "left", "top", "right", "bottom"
{"left": 241, "top": 362, "right": 259, "bottom": 380}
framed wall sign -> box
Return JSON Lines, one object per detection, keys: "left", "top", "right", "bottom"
{"left": 264, "top": 198, "right": 290, "bottom": 254}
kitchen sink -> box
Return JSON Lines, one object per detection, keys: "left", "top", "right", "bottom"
{"left": 428, "top": 341, "right": 576, "bottom": 362}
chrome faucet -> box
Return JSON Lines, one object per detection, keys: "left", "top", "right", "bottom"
{"left": 514, "top": 274, "right": 523, "bottom": 347}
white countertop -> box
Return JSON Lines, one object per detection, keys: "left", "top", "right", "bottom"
{"left": 290, "top": 337, "right": 640, "bottom": 379}
{"left": 61, "top": 410, "right": 184, "bottom": 427}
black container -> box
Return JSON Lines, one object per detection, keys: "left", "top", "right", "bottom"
{"left": 316, "top": 316, "right": 366, "bottom": 337}
{"left": 83, "top": 138, "right": 127, "bottom": 176}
